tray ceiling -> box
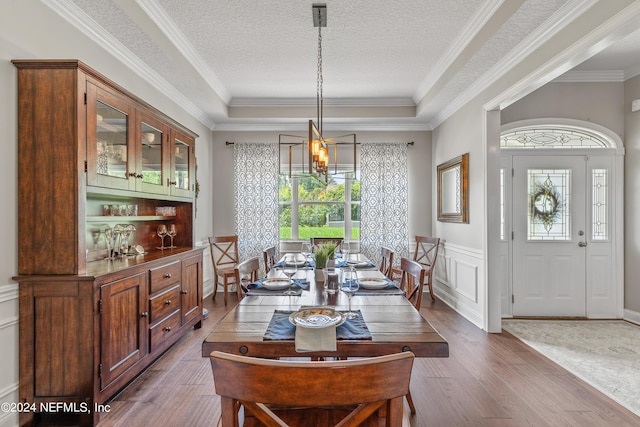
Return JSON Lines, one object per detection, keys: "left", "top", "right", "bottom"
{"left": 49, "top": 0, "right": 640, "bottom": 130}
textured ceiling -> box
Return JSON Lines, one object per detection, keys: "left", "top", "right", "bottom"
{"left": 55, "top": 0, "right": 640, "bottom": 130}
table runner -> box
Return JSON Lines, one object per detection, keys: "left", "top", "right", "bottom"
{"left": 263, "top": 309, "right": 372, "bottom": 341}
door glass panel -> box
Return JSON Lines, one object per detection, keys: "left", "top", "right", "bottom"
{"left": 141, "top": 122, "right": 163, "bottom": 185}
{"left": 527, "top": 168, "right": 571, "bottom": 241}
{"left": 592, "top": 169, "right": 608, "bottom": 241}
{"left": 96, "top": 101, "right": 128, "bottom": 179}
{"left": 174, "top": 139, "right": 190, "bottom": 190}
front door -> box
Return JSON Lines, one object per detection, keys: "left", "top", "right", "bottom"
{"left": 512, "top": 155, "right": 586, "bottom": 316}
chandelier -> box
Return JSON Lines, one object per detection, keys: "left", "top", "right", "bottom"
{"left": 279, "top": 4, "right": 356, "bottom": 183}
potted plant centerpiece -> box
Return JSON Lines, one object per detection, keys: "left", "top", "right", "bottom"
{"left": 313, "top": 242, "right": 336, "bottom": 283}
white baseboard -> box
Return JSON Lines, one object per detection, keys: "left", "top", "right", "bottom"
{"left": 624, "top": 308, "right": 640, "bottom": 326}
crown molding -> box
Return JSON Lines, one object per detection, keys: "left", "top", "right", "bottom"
{"left": 553, "top": 70, "right": 625, "bottom": 82}
{"left": 42, "top": 0, "right": 216, "bottom": 129}
{"left": 413, "top": 0, "right": 507, "bottom": 102}
{"left": 135, "top": 0, "right": 231, "bottom": 103}
{"left": 427, "top": 0, "right": 599, "bottom": 128}
{"left": 484, "top": 0, "right": 640, "bottom": 112}
{"left": 229, "top": 97, "right": 416, "bottom": 108}
{"left": 626, "top": 64, "right": 640, "bottom": 80}
{"left": 213, "top": 121, "right": 432, "bottom": 132}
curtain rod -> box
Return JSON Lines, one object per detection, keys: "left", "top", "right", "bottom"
{"left": 225, "top": 141, "right": 414, "bottom": 146}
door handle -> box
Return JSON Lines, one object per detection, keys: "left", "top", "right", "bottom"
{"left": 578, "top": 241, "right": 587, "bottom": 247}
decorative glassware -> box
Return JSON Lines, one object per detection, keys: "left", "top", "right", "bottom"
{"left": 167, "top": 224, "right": 177, "bottom": 248}
{"left": 157, "top": 224, "right": 168, "bottom": 249}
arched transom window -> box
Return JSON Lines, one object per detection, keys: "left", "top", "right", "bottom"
{"left": 501, "top": 127, "right": 609, "bottom": 149}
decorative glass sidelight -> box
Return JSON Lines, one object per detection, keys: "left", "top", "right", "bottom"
{"left": 527, "top": 169, "right": 571, "bottom": 240}
{"left": 592, "top": 169, "right": 608, "bottom": 241}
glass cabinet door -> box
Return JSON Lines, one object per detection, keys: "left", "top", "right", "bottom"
{"left": 87, "top": 82, "right": 136, "bottom": 191}
{"left": 137, "top": 111, "right": 169, "bottom": 195}
{"left": 170, "top": 130, "right": 194, "bottom": 198}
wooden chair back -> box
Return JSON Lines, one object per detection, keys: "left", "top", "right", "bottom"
{"left": 234, "top": 257, "right": 260, "bottom": 299}
{"left": 379, "top": 246, "right": 395, "bottom": 279}
{"left": 209, "top": 235, "right": 239, "bottom": 274}
{"left": 413, "top": 236, "right": 440, "bottom": 302}
{"left": 210, "top": 351, "right": 414, "bottom": 427}
{"left": 262, "top": 246, "right": 276, "bottom": 274}
{"left": 399, "top": 257, "right": 426, "bottom": 310}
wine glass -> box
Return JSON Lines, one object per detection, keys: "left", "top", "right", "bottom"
{"left": 167, "top": 224, "right": 177, "bottom": 248}
{"left": 301, "top": 241, "right": 313, "bottom": 266}
{"left": 341, "top": 267, "right": 359, "bottom": 319}
{"left": 281, "top": 254, "right": 299, "bottom": 295}
{"left": 157, "top": 224, "right": 167, "bottom": 249}
{"left": 340, "top": 241, "right": 350, "bottom": 263}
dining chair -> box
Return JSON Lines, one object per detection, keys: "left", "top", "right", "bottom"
{"left": 397, "top": 257, "right": 426, "bottom": 415}
{"left": 208, "top": 235, "right": 239, "bottom": 306}
{"left": 262, "top": 246, "right": 276, "bottom": 274}
{"left": 379, "top": 246, "right": 395, "bottom": 279}
{"left": 234, "top": 257, "right": 260, "bottom": 300}
{"left": 399, "top": 257, "right": 426, "bottom": 310}
{"left": 413, "top": 236, "right": 440, "bottom": 302}
{"left": 210, "top": 350, "right": 414, "bottom": 427}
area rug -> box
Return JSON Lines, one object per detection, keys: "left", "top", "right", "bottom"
{"left": 502, "top": 319, "right": 640, "bottom": 416}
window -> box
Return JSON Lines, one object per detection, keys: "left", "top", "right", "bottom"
{"left": 279, "top": 172, "right": 360, "bottom": 241}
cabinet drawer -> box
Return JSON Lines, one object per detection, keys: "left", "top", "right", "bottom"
{"left": 149, "top": 285, "right": 181, "bottom": 324}
{"left": 149, "top": 310, "right": 181, "bottom": 353}
{"left": 149, "top": 261, "right": 181, "bottom": 293}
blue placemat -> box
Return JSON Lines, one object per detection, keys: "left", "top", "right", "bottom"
{"left": 336, "top": 260, "right": 376, "bottom": 269}
{"left": 246, "top": 278, "right": 309, "bottom": 296}
{"left": 264, "top": 309, "right": 372, "bottom": 341}
{"left": 273, "top": 259, "right": 315, "bottom": 269}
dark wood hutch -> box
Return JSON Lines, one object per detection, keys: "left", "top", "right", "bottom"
{"left": 12, "top": 60, "right": 204, "bottom": 426}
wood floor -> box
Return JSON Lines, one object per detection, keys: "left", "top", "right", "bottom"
{"left": 94, "top": 295, "right": 640, "bottom": 427}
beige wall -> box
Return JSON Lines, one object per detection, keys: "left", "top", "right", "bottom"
{"left": 210, "top": 130, "right": 433, "bottom": 242}
{"left": 624, "top": 75, "right": 640, "bottom": 313}
{"left": 501, "top": 82, "right": 625, "bottom": 138}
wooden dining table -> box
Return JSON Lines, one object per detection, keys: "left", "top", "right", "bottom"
{"left": 202, "top": 254, "right": 449, "bottom": 359}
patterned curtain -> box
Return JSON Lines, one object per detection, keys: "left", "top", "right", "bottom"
{"left": 360, "top": 143, "right": 409, "bottom": 267}
{"left": 234, "top": 143, "right": 280, "bottom": 263}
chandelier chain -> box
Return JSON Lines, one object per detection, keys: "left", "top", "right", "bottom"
{"left": 317, "top": 21, "right": 323, "bottom": 135}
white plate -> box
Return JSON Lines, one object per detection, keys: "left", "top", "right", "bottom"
{"left": 261, "top": 278, "right": 293, "bottom": 290}
{"left": 285, "top": 259, "right": 306, "bottom": 267}
{"left": 347, "top": 260, "right": 370, "bottom": 267}
{"left": 357, "top": 278, "right": 389, "bottom": 289}
{"left": 289, "top": 307, "right": 346, "bottom": 328}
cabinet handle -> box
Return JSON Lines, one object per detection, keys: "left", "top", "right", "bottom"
{"left": 141, "top": 312, "right": 148, "bottom": 318}
{"left": 128, "top": 172, "right": 137, "bottom": 178}
{"left": 164, "top": 273, "right": 172, "bottom": 279}
{"left": 136, "top": 173, "right": 143, "bottom": 179}
{"left": 165, "top": 299, "right": 172, "bottom": 305}
{"left": 164, "top": 326, "right": 172, "bottom": 332}
{"left": 181, "top": 290, "right": 188, "bottom": 294}
{"left": 170, "top": 181, "right": 177, "bottom": 186}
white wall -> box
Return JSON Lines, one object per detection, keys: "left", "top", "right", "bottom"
{"left": 0, "top": 3, "right": 214, "bottom": 425}
{"left": 624, "top": 75, "right": 640, "bottom": 316}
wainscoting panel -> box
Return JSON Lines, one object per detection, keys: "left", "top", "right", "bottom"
{"left": 199, "top": 241, "right": 214, "bottom": 298}
{"left": 0, "top": 283, "right": 19, "bottom": 427}
{"left": 434, "top": 242, "right": 485, "bottom": 329}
